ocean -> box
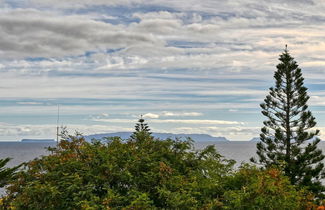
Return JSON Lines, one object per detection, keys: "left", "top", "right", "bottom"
{"left": 2, "top": 141, "right": 325, "bottom": 167}
{"left": 0, "top": 142, "right": 55, "bottom": 167}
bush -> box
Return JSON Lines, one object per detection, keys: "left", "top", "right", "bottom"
{"left": 2, "top": 132, "right": 234, "bottom": 209}
{"left": 222, "top": 165, "right": 314, "bottom": 210}
{"left": 1, "top": 127, "right": 315, "bottom": 209}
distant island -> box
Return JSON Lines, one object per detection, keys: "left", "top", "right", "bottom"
{"left": 85, "top": 132, "right": 229, "bottom": 142}
{"left": 21, "top": 139, "right": 56, "bottom": 143}
{"left": 250, "top": 137, "right": 261, "bottom": 142}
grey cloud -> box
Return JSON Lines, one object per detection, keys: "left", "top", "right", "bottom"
{"left": 0, "top": 123, "right": 133, "bottom": 139}
{"left": 133, "top": 19, "right": 182, "bottom": 34}
{"left": 0, "top": 10, "right": 161, "bottom": 58}
{"left": 0, "top": 125, "right": 52, "bottom": 137}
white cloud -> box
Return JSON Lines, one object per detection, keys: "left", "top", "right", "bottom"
{"left": 161, "top": 111, "right": 203, "bottom": 117}
{"left": 133, "top": 11, "right": 185, "bottom": 20}
{"left": 91, "top": 118, "right": 243, "bottom": 126}
{"left": 0, "top": 121, "right": 253, "bottom": 141}
{"left": 310, "top": 96, "right": 325, "bottom": 106}
{"left": 133, "top": 18, "right": 183, "bottom": 35}
{"left": 138, "top": 111, "right": 203, "bottom": 119}
{"left": 16, "top": 102, "right": 43, "bottom": 105}
{"left": 151, "top": 119, "right": 244, "bottom": 125}
{"left": 91, "top": 119, "right": 135, "bottom": 123}
{"left": 143, "top": 113, "right": 160, "bottom": 119}
{"left": 0, "top": 123, "right": 134, "bottom": 140}
{"left": 91, "top": 113, "right": 110, "bottom": 119}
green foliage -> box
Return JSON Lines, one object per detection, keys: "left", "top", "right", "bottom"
{"left": 222, "top": 165, "right": 313, "bottom": 210}
{"left": 0, "top": 158, "right": 20, "bottom": 188}
{"left": 130, "top": 117, "right": 152, "bottom": 142}
{"left": 252, "top": 47, "right": 325, "bottom": 197}
{"left": 2, "top": 131, "right": 234, "bottom": 209}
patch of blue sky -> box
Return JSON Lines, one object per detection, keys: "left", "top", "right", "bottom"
{"left": 46, "top": 70, "right": 139, "bottom": 78}
{"left": 206, "top": 41, "right": 279, "bottom": 53}
{"left": 106, "top": 48, "right": 124, "bottom": 54}
{"left": 0, "top": 98, "right": 116, "bottom": 106}
{"left": 180, "top": 10, "right": 237, "bottom": 23}
{"left": 310, "top": 106, "right": 325, "bottom": 111}
{"left": 3, "top": 114, "right": 95, "bottom": 125}
{"left": 304, "top": 84, "right": 325, "bottom": 92}
{"left": 167, "top": 40, "right": 210, "bottom": 49}
{"left": 0, "top": 99, "right": 46, "bottom": 106}
{"left": 25, "top": 57, "right": 51, "bottom": 62}
{"left": 22, "top": 53, "right": 96, "bottom": 69}
{"left": 204, "top": 12, "right": 237, "bottom": 20}
{"left": 145, "top": 75, "right": 205, "bottom": 83}
{"left": 70, "top": 5, "right": 178, "bottom": 25}
{"left": 97, "top": 17, "right": 140, "bottom": 25}
{"left": 3, "top": 0, "right": 29, "bottom": 8}
{"left": 146, "top": 74, "right": 266, "bottom": 85}
{"left": 207, "top": 110, "right": 261, "bottom": 122}
{"left": 59, "top": 114, "right": 92, "bottom": 122}
{"left": 215, "top": 41, "right": 247, "bottom": 45}
{"left": 42, "top": 98, "right": 173, "bottom": 106}
{"left": 46, "top": 71, "right": 97, "bottom": 77}
{"left": 152, "top": 92, "right": 255, "bottom": 102}
{"left": 83, "top": 51, "right": 97, "bottom": 57}
{"left": 0, "top": 115, "right": 47, "bottom": 124}
{"left": 64, "top": 52, "right": 99, "bottom": 62}
{"left": 0, "top": 100, "right": 18, "bottom": 106}
{"left": 230, "top": 45, "right": 279, "bottom": 53}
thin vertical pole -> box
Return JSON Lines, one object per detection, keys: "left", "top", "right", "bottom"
{"left": 56, "top": 104, "right": 60, "bottom": 146}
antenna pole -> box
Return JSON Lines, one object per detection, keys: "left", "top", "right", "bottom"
{"left": 56, "top": 104, "right": 60, "bottom": 146}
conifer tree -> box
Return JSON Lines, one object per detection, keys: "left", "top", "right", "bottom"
{"left": 0, "top": 158, "right": 20, "bottom": 187}
{"left": 251, "top": 47, "right": 325, "bottom": 197}
{"left": 130, "top": 116, "right": 153, "bottom": 142}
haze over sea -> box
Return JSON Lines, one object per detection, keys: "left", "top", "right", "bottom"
{"left": 2, "top": 141, "right": 325, "bottom": 168}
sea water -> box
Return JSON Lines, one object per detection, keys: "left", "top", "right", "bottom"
{"left": 1, "top": 141, "right": 325, "bottom": 167}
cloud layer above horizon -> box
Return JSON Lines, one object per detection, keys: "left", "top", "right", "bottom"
{"left": 1, "top": 0, "right": 325, "bottom": 140}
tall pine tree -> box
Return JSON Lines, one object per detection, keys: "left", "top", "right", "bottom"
{"left": 130, "top": 116, "right": 153, "bottom": 142}
{"left": 251, "top": 47, "right": 325, "bottom": 197}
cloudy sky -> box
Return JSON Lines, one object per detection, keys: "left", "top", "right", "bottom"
{"left": 1, "top": 0, "right": 325, "bottom": 141}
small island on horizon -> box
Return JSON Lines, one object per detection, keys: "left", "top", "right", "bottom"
{"left": 21, "top": 139, "right": 56, "bottom": 143}
{"left": 85, "top": 132, "right": 229, "bottom": 142}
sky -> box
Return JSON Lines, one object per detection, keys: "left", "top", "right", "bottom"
{"left": 0, "top": 0, "right": 325, "bottom": 141}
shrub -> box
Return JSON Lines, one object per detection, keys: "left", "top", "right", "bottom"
{"left": 2, "top": 132, "right": 234, "bottom": 209}
{"left": 222, "top": 165, "right": 314, "bottom": 210}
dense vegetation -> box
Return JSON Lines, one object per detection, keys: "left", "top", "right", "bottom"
{"left": 0, "top": 119, "right": 317, "bottom": 209}
{"left": 252, "top": 48, "right": 325, "bottom": 198}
